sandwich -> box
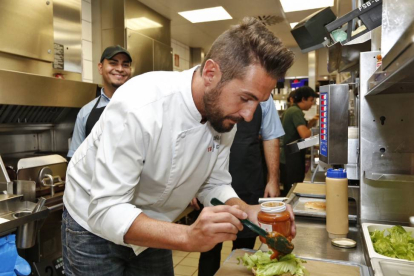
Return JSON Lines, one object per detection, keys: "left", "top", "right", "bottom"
{"left": 238, "top": 250, "right": 309, "bottom": 276}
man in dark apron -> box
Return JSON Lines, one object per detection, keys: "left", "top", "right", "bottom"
{"left": 67, "top": 45, "right": 132, "bottom": 160}
{"left": 198, "top": 95, "right": 284, "bottom": 276}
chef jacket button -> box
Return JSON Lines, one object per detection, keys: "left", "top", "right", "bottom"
{"left": 181, "top": 133, "right": 186, "bottom": 138}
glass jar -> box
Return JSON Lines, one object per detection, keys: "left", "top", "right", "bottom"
{"left": 257, "top": 201, "right": 291, "bottom": 244}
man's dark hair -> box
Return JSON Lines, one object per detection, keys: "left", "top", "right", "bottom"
{"left": 287, "top": 91, "right": 296, "bottom": 102}
{"left": 293, "top": 86, "right": 318, "bottom": 103}
{"left": 200, "top": 17, "right": 294, "bottom": 85}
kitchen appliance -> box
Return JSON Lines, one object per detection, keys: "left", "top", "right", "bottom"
{"left": 325, "top": 0, "right": 383, "bottom": 45}
{"left": 291, "top": 7, "right": 337, "bottom": 53}
{"left": 319, "top": 84, "right": 349, "bottom": 166}
{"left": 14, "top": 155, "right": 68, "bottom": 276}
{"left": 289, "top": 183, "right": 358, "bottom": 221}
{"left": 0, "top": 64, "right": 95, "bottom": 276}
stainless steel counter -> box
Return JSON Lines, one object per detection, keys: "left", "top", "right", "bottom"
{"left": 260, "top": 217, "right": 367, "bottom": 266}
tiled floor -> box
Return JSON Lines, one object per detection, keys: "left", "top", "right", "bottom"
{"left": 173, "top": 237, "right": 262, "bottom": 276}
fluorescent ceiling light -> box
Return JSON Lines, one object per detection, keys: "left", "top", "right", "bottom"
{"left": 280, "top": 0, "right": 334, "bottom": 13}
{"left": 126, "top": 17, "right": 162, "bottom": 30}
{"left": 290, "top": 22, "right": 299, "bottom": 29}
{"left": 178, "top": 6, "right": 232, "bottom": 23}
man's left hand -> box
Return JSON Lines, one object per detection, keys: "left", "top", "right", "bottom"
{"left": 264, "top": 180, "right": 281, "bottom": 197}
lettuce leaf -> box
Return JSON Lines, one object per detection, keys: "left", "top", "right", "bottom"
{"left": 370, "top": 225, "right": 414, "bottom": 261}
{"left": 238, "top": 251, "right": 309, "bottom": 276}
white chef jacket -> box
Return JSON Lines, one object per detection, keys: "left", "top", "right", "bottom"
{"left": 63, "top": 66, "right": 239, "bottom": 255}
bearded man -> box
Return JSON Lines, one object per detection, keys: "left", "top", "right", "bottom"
{"left": 62, "top": 17, "right": 294, "bottom": 276}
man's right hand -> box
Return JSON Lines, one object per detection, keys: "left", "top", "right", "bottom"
{"left": 185, "top": 205, "right": 247, "bottom": 252}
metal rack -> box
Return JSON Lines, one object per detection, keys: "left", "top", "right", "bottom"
{"left": 367, "top": 20, "right": 414, "bottom": 95}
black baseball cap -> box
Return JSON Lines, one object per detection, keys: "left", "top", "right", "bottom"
{"left": 100, "top": 45, "right": 132, "bottom": 63}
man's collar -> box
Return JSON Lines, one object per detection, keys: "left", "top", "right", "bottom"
{"left": 101, "top": 88, "right": 111, "bottom": 101}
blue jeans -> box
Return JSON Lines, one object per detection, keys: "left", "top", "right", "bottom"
{"left": 61, "top": 208, "right": 174, "bottom": 276}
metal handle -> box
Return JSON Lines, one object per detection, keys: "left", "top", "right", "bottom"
{"left": 41, "top": 174, "right": 65, "bottom": 197}
{"left": 32, "top": 197, "right": 46, "bottom": 214}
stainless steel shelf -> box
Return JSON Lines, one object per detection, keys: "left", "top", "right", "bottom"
{"left": 364, "top": 171, "right": 414, "bottom": 183}
{"left": 367, "top": 21, "right": 414, "bottom": 95}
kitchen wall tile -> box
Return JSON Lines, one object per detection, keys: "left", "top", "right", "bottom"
{"left": 82, "top": 40, "right": 92, "bottom": 61}
{"left": 82, "top": 1, "right": 91, "bottom": 22}
{"left": 82, "top": 59, "right": 93, "bottom": 80}
{"left": 184, "top": 48, "right": 190, "bottom": 61}
{"left": 182, "top": 60, "right": 189, "bottom": 70}
{"left": 82, "top": 21, "right": 92, "bottom": 41}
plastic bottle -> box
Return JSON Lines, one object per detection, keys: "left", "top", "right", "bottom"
{"left": 326, "top": 168, "right": 349, "bottom": 239}
{"left": 257, "top": 202, "right": 291, "bottom": 243}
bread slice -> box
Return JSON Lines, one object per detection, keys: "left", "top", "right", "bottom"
{"left": 304, "top": 201, "right": 326, "bottom": 211}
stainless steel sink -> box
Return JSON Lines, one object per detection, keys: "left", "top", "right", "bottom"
{"left": 0, "top": 194, "right": 49, "bottom": 247}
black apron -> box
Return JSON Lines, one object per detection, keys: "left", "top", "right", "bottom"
{"left": 282, "top": 146, "right": 306, "bottom": 190}
{"left": 85, "top": 96, "right": 106, "bottom": 137}
{"left": 229, "top": 105, "right": 263, "bottom": 238}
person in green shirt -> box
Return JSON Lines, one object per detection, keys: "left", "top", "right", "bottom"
{"left": 280, "top": 86, "right": 319, "bottom": 195}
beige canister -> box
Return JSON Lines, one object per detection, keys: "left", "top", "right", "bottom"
{"left": 326, "top": 168, "right": 348, "bottom": 239}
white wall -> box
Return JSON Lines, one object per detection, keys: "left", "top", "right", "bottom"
{"left": 81, "top": 0, "right": 93, "bottom": 83}
{"left": 171, "top": 39, "right": 191, "bottom": 72}
{"left": 285, "top": 47, "right": 308, "bottom": 78}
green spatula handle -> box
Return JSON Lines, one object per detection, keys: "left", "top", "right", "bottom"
{"left": 210, "top": 198, "right": 267, "bottom": 237}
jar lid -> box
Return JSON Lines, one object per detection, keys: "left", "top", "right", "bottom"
{"left": 331, "top": 238, "right": 356, "bottom": 248}
{"left": 327, "top": 168, "right": 347, "bottom": 179}
{"left": 260, "top": 201, "right": 286, "bottom": 213}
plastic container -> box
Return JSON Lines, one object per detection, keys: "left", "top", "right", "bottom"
{"left": 362, "top": 223, "right": 414, "bottom": 264}
{"left": 326, "top": 168, "right": 348, "bottom": 239}
{"left": 257, "top": 201, "right": 291, "bottom": 243}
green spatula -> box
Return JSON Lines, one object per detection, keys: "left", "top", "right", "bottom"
{"left": 210, "top": 198, "right": 294, "bottom": 255}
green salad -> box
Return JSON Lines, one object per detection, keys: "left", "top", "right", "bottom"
{"left": 238, "top": 250, "right": 309, "bottom": 276}
{"left": 370, "top": 225, "right": 414, "bottom": 261}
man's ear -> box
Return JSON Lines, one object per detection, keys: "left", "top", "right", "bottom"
{"left": 202, "top": 59, "right": 222, "bottom": 87}
{"left": 98, "top": 62, "right": 103, "bottom": 76}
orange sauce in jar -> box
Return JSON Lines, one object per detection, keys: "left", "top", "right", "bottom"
{"left": 257, "top": 202, "right": 292, "bottom": 244}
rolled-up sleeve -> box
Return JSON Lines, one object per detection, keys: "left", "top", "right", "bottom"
{"left": 260, "top": 96, "right": 285, "bottom": 140}
{"left": 87, "top": 103, "right": 145, "bottom": 246}
{"left": 196, "top": 127, "right": 239, "bottom": 207}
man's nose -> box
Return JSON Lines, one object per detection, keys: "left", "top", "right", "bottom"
{"left": 239, "top": 104, "right": 257, "bottom": 122}
{"left": 114, "top": 64, "right": 124, "bottom": 71}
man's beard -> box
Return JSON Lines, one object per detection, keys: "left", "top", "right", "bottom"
{"left": 111, "top": 82, "right": 122, "bottom": 88}
{"left": 203, "top": 85, "right": 243, "bottom": 133}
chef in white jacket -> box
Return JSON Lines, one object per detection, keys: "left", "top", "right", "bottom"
{"left": 62, "top": 17, "right": 295, "bottom": 276}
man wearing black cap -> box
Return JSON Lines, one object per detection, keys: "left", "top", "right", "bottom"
{"left": 67, "top": 45, "right": 132, "bottom": 159}
{"left": 280, "top": 86, "right": 319, "bottom": 195}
